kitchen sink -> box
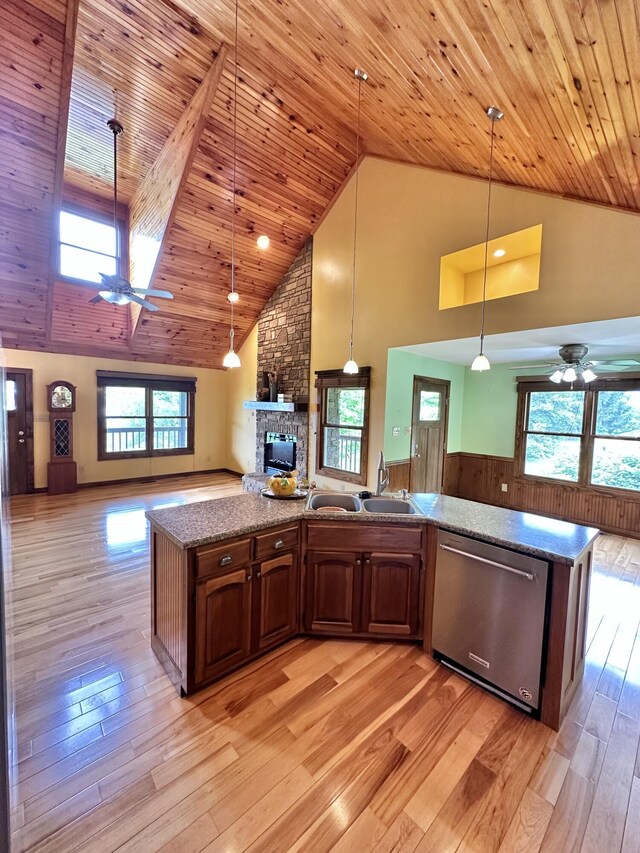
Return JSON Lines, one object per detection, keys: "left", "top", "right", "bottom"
{"left": 362, "top": 498, "right": 418, "bottom": 514}
{"left": 308, "top": 493, "right": 362, "bottom": 512}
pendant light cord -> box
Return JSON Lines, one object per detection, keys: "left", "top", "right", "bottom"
{"left": 349, "top": 72, "right": 363, "bottom": 360}
{"left": 229, "top": 0, "right": 239, "bottom": 349}
{"left": 479, "top": 117, "right": 497, "bottom": 355}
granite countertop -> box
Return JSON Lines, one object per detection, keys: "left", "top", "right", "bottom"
{"left": 146, "top": 491, "right": 599, "bottom": 563}
{"left": 411, "top": 493, "right": 599, "bottom": 564}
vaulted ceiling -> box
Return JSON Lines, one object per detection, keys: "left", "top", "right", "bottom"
{"left": 3, "top": 0, "right": 640, "bottom": 368}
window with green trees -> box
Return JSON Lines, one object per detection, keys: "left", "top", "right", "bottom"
{"left": 315, "top": 367, "right": 370, "bottom": 485}
{"left": 518, "top": 382, "right": 640, "bottom": 492}
{"left": 97, "top": 371, "right": 196, "bottom": 460}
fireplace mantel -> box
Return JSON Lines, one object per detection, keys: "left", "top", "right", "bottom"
{"left": 243, "top": 401, "right": 309, "bottom": 413}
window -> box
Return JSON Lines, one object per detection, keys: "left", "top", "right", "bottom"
{"left": 517, "top": 378, "right": 640, "bottom": 492}
{"left": 97, "top": 371, "right": 196, "bottom": 460}
{"left": 5, "top": 380, "right": 16, "bottom": 412}
{"left": 419, "top": 390, "right": 441, "bottom": 421}
{"left": 315, "top": 367, "right": 370, "bottom": 485}
{"left": 59, "top": 208, "right": 119, "bottom": 284}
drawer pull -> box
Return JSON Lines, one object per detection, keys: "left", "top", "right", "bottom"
{"left": 273, "top": 539, "right": 285, "bottom": 550}
{"left": 219, "top": 554, "right": 233, "bottom": 567}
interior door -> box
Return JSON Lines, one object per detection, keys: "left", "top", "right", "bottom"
{"left": 410, "top": 376, "right": 449, "bottom": 494}
{"left": 6, "top": 371, "right": 32, "bottom": 496}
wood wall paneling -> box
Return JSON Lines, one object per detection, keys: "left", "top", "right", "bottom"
{"left": 447, "top": 452, "right": 640, "bottom": 539}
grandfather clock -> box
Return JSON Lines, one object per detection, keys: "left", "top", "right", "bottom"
{"left": 47, "top": 381, "right": 77, "bottom": 495}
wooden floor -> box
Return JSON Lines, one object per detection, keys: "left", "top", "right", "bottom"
{"left": 5, "top": 474, "right": 640, "bottom": 852}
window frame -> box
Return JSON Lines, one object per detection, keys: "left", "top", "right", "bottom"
{"left": 58, "top": 203, "right": 128, "bottom": 288}
{"left": 315, "top": 367, "right": 370, "bottom": 486}
{"left": 515, "top": 374, "right": 640, "bottom": 495}
{"left": 97, "top": 371, "right": 196, "bottom": 461}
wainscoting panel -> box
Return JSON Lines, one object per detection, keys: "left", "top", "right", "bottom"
{"left": 388, "top": 459, "right": 411, "bottom": 492}
{"left": 445, "top": 453, "right": 640, "bottom": 538}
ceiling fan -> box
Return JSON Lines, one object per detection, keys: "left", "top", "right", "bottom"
{"left": 510, "top": 343, "right": 640, "bottom": 383}
{"left": 78, "top": 118, "right": 174, "bottom": 312}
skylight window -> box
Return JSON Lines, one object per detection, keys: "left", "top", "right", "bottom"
{"left": 59, "top": 209, "right": 118, "bottom": 284}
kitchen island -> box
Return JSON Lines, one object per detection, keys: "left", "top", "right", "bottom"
{"left": 146, "top": 492, "right": 599, "bottom": 730}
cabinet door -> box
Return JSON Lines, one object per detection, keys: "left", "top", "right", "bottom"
{"left": 195, "top": 567, "right": 251, "bottom": 685}
{"left": 255, "top": 551, "right": 299, "bottom": 652}
{"left": 362, "top": 552, "right": 421, "bottom": 636}
{"left": 305, "top": 551, "right": 361, "bottom": 634}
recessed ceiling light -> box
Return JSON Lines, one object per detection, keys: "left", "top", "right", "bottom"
{"left": 493, "top": 248, "right": 506, "bottom": 258}
{"left": 257, "top": 235, "right": 270, "bottom": 250}
{"left": 227, "top": 291, "right": 240, "bottom": 304}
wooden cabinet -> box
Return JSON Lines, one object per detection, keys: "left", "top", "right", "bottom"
{"left": 195, "top": 567, "right": 252, "bottom": 685}
{"left": 362, "top": 553, "right": 421, "bottom": 636}
{"left": 305, "top": 551, "right": 361, "bottom": 634}
{"left": 302, "top": 522, "right": 425, "bottom": 640}
{"left": 254, "top": 551, "right": 299, "bottom": 651}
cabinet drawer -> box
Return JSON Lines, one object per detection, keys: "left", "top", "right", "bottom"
{"left": 254, "top": 526, "right": 298, "bottom": 560}
{"left": 196, "top": 538, "right": 251, "bottom": 578}
{"left": 306, "top": 522, "right": 423, "bottom": 553}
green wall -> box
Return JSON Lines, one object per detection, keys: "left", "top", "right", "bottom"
{"left": 384, "top": 350, "right": 465, "bottom": 461}
{"left": 461, "top": 364, "right": 519, "bottom": 457}
{"left": 384, "top": 351, "right": 519, "bottom": 462}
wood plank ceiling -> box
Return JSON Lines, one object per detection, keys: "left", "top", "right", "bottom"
{"left": 3, "top": 0, "right": 640, "bottom": 367}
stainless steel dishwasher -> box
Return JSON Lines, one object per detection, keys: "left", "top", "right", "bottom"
{"left": 432, "top": 529, "right": 549, "bottom": 713}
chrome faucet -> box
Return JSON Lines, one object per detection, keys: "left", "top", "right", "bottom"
{"left": 376, "top": 451, "right": 389, "bottom": 496}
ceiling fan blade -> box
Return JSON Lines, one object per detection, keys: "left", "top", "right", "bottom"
{"left": 132, "top": 288, "right": 174, "bottom": 299}
{"left": 88, "top": 294, "right": 103, "bottom": 304}
{"left": 127, "top": 292, "right": 160, "bottom": 311}
{"left": 509, "top": 363, "right": 557, "bottom": 370}
{"left": 593, "top": 359, "right": 640, "bottom": 366}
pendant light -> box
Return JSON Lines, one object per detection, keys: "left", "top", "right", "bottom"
{"left": 223, "top": 0, "right": 241, "bottom": 369}
{"left": 471, "top": 105, "right": 504, "bottom": 372}
{"left": 343, "top": 68, "right": 368, "bottom": 375}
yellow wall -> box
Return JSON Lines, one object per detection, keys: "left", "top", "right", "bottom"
{"left": 225, "top": 325, "right": 258, "bottom": 474}
{"left": 311, "top": 157, "right": 640, "bottom": 489}
{"left": 3, "top": 349, "right": 229, "bottom": 488}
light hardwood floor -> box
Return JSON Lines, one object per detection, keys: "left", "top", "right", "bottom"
{"left": 5, "top": 474, "right": 640, "bottom": 852}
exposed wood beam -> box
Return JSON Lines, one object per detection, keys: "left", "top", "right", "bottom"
{"left": 129, "top": 46, "right": 228, "bottom": 339}
{"left": 45, "top": 0, "right": 80, "bottom": 344}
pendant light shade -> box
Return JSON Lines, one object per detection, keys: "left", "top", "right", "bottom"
{"left": 471, "top": 353, "right": 491, "bottom": 372}
{"left": 470, "top": 105, "right": 504, "bottom": 373}
{"left": 343, "top": 68, "right": 368, "bottom": 375}
{"left": 223, "top": 0, "right": 241, "bottom": 369}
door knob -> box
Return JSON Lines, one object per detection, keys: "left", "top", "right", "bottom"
{"left": 413, "top": 442, "right": 420, "bottom": 458}
{"left": 18, "top": 438, "right": 25, "bottom": 444}
{"left": 18, "top": 430, "right": 25, "bottom": 436}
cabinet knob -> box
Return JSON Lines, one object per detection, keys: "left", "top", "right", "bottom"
{"left": 256, "top": 571, "right": 262, "bottom": 578}
{"left": 356, "top": 559, "right": 362, "bottom": 566}
{"left": 365, "top": 559, "right": 371, "bottom": 565}
{"left": 246, "top": 573, "right": 252, "bottom": 582}
{"left": 219, "top": 555, "right": 233, "bottom": 567}
{"left": 273, "top": 539, "right": 285, "bottom": 550}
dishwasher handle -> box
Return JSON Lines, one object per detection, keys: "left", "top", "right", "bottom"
{"left": 438, "top": 543, "right": 536, "bottom": 581}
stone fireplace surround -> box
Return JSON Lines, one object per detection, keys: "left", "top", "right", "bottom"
{"left": 242, "top": 240, "right": 312, "bottom": 493}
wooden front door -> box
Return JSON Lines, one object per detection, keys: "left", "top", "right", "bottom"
{"left": 409, "top": 376, "right": 449, "bottom": 494}
{"left": 6, "top": 369, "right": 33, "bottom": 495}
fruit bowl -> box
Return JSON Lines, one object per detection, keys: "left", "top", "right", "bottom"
{"left": 267, "top": 472, "right": 298, "bottom": 496}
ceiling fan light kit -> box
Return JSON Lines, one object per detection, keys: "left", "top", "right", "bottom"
{"left": 343, "top": 67, "right": 368, "bottom": 376}
{"left": 470, "top": 105, "right": 503, "bottom": 373}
